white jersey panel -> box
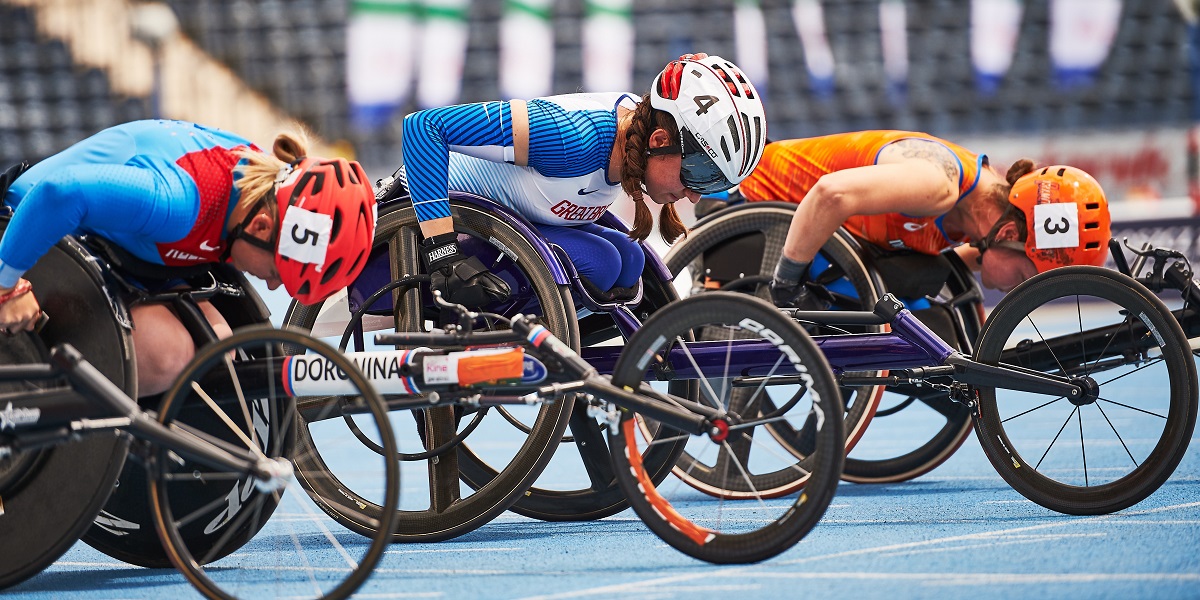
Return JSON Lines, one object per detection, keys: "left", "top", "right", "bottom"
{"left": 446, "top": 155, "right": 625, "bottom": 226}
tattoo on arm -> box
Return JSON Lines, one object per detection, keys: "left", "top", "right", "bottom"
{"left": 890, "top": 139, "right": 960, "bottom": 184}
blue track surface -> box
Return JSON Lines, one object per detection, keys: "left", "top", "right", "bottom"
{"left": 7, "top": 285, "right": 1200, "bottom": 600}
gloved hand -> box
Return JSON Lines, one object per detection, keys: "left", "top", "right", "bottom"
{"left": 769, "top": 279, "right": 829, "bottom": 311}
{"left": 421, "top": 233, "right": 510, "bottom": 309}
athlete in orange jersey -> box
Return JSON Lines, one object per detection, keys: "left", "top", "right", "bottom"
{"left": 737, "top": 131, "right": 1110, "bottom": 303}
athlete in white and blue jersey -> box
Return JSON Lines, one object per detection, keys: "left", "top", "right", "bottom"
{"left": 402, "top": 53, "right": 769, "bottom": 307}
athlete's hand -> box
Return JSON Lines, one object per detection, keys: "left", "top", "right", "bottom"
{"left": 0, "top": 281, "right": 41, "bottom": 334}
{"left": 769, "top": 280, "right": 828, "bottom": 311}
{"left": 421, "top": 233, "right": 510, "bottom": 309}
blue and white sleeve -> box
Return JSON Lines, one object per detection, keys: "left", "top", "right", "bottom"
{"left": 401, "top": 102, "right": 515, "bottom": 224}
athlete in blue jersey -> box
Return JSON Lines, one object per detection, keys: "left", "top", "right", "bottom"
{"left": 0, "top": 120, "right": 376, "bottom": 395}
{"left": 399, "top": 54, "right": 768, "bottom": 306}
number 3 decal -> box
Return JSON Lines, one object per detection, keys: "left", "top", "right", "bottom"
{"left": 1042, "top": 217, "right": 1070, "bottom": 235}
{"left": 1032, "top": 204, "right": 1079, "bottom": 250}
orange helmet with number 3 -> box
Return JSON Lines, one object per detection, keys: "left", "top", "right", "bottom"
{"left": 1008, "top": 165, "right": 1111, "bottom": 272}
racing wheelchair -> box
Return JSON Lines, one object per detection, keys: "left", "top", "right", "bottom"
{"left": 283, "top": 179, "right": 1196, "bottom": 545}
{"left": 0, "top": 221, "right": 400, "bottom": 599}
{"left": 667, "top": 198, "right": 1200, "bottom": 496}
{"left": 281, "top": 178, "right": 881, "bottom": 537}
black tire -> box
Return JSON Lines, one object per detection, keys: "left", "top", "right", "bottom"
{"left": 842, "top": 250, "right": 983, "bottom": 483}
{"left": 151, "top": 326, "right": 399, "bottom": 600}
{"left": 664, "top": 203, "right": 881, "bottom": 496}
{"left": 493, "top": 267, "right": 688, "bottom": 521}
{"left": 0, "top": 335, "right": 129, "bottom": 590}
{"left": 608, "top": 292, "right": 844, "bottom": 563}
{"left": 973, "top": 266, "right": 1197, "bottom": 514}
{"left": 283, "top": 198, "right": 575, "bottom": 541}
{"left": 0, "top": 222, "right": 135, "bottom": 587}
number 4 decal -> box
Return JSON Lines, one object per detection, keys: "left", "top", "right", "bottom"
{"left": 693, "top": 95, "right": 719, "bottom": 115}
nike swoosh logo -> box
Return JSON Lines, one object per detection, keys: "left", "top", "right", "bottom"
{"left": 577, "top": 188, "right": 601, "bottom": 195}
{"left": 199, "top": 240, "right": 220, "bottom": 252}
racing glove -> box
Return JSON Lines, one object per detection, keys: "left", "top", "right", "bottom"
{"left": 421, "top": 233, "right": 510, "bottom": 309}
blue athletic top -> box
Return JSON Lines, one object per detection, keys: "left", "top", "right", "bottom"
{"left": 401, "top": 93, "right": 637, "bottom": 226}
{"left": 0, "top": 120, "right": 255, "bottom": 288}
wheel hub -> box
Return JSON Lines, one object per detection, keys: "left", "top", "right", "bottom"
{"left": 1067, "top": 375, "right": 1100, "bottom": 406}
{"left": 707, "top": 418, "right": 730, "bottom": 443}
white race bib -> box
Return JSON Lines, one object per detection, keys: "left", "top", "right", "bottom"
{"left": 1032, "top": 203, "right": 1079, "bottom": 250}
{"left": 278, "top": 207, "right": 332, "bottom": 265}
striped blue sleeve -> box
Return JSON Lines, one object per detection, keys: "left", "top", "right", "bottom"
{"left": 402, "top": 102, "right": 514, "bottom": 223}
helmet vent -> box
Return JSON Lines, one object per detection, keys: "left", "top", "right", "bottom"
{"left": 1084, "top": 222, "right": 1099, "bottom": 230}
{"left": 320, "top": 258, "right": 343, "bottom": 285}
{"left": 1085, "top": 241, "right": 1101, "bottom": 249}
{"left": 726, "top": 115, "right": 741, "bottom": 153}
{"left": 1057, "top": 167, "right": 1067, "bottom": 177}
{"left": 720, "top": 138, "right": 731, "bottom": 162}
{"left": 1086, "top": 202, "right": 1100, "bottom": 210}
{"left": 711, "top": 64, "right": 742, "bottom": 98}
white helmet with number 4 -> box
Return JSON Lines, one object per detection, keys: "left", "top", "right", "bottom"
{"left": 649, "top": 53, "right": 767, "bottom": 194}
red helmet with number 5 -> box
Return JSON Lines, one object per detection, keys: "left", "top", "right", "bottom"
{"left": 650, "top": 53, "right": 767, "bottom": 194}
{"left": 273, "top": 157, "right": 376, "bottom": 304}
{"left": 1008, "top": 165, "right": 1111, "bottom": 272}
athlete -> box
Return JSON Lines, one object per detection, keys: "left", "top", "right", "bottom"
{"left": 0, "top": 119, "right": 376, "bottom": 395}
{"left": 398, "top": 53, "right": 767, "bottom": 306}
{"left": 736, "top": 131, "right": 1112, "bottom": 306}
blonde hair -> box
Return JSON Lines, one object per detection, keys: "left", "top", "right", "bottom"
{"left": 620, "top": 95, "right": 688, "bottom": 244}
{"left": 233, "top": 130, "right": 312, "bottom": 221}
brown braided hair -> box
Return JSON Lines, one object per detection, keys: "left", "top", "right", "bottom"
{"left": 620, "top": 94, "right": 688, "bottom": 243}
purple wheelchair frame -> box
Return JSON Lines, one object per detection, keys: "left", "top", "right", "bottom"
{"left": 339, "top": 190, "right": 1083, "bottom": 400}
{"left": 344, "top": 191, "right": 667, "bottom": 342}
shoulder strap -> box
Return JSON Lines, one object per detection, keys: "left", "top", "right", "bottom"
{"left": 509, "top": 99, "right": 529, "bottom": 167}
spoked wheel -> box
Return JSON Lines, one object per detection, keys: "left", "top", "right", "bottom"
{"left": 608, "top": 292, "right": 844, "bottom": 564}
{"left": 151, "top": 325, "right": 399, "bottom": 600}
{"left": 665, "top": 203, "right": 881, "bottom": 496}
{"left": 974, "top": 266, "right": 1197, "bottom": 514}
{"left": 842, "top": 250, "right": 984, "bottom": 483}
{"left": 500, "top": 269, "right": 690, "bottom": 521}
{"left": 283, "top": 197, "right": 574, "bottom": 541}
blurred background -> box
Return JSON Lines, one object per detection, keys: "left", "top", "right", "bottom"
{"left": 0, "top": 0, "right": 1196, "bottom": 261}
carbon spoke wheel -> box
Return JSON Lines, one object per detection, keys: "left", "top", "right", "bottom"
{"left": 973, "top": 266, "right": 1197, "bottom": 514}
{"left": 283, "top": 197, "right": 573, "bottom": 541}
{"left": 609, "top": 292, "right": 844, "bottom": 563}
{"left": 665, "top": 203, "right": 881, "bottom": 495}
{"left": 151, "top": 326, "right": 399, "bottom": 600}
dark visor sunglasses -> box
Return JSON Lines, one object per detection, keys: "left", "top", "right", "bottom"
{"left": 648, "top": 129, "right": 734, "bottom": 195}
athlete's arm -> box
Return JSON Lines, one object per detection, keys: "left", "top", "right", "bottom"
{"left": 402, "top": 102, "right": 518, "bottom": 238}
{"left": 0, "top": 164, "right": 192, "bottom": 287}
{"left": 780, "top": 140, "right": 961, "bottom": 264}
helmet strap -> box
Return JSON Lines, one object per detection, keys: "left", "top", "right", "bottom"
{"left": 220, "top": 202, "right": 277, "bottom": 262}
{"left": 647, "top": 127, "right": 684, "bottom": 157}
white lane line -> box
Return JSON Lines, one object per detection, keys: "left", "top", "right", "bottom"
{"left": 749, "top": 571, "right": 1200, "bottom": 585}
{"left": 517, "top": 500, "right": 1200, "bottom": 600}
{"left": 385, "top": 547, "right": 525, "bottom": 555}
